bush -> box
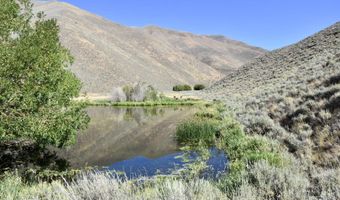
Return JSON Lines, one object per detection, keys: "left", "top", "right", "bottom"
{"left": 173, "top": 84, "right": 192, "bottom": 91}
{"left": 230, "top": 160, "right": 310, "bottom": 200}
{"left": 194, "top": 84, "right": 206, "bottom": 90}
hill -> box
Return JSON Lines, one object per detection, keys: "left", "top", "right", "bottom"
{"left": 34, "top": 1, "right": 266, "bottom": 93}
{"left": 205, "top": 22, "right": 340, "bottom": 167}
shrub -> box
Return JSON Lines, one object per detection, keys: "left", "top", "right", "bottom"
{"left": 230, "top": 160, "right": 310, "bottom": 200}
{"left": 0, "top": 172, "right": 228, "bottom": 200}
{"left": 173, "top": 84, "right": 192, "bottom": 91}
{"left": 194, "top": 84, "right": 206, "bottom": 90}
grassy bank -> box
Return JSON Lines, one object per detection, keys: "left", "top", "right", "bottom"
{"left": 176, "top": 104, "right": 286, "bottom": 196}
{"left": 175, "top": 103, "right": 340, "bottom": 199}
{"left": 84, "top": 98, "right": 203, "bottom": 107}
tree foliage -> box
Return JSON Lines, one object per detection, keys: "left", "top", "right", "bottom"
{"left": 0, "top": 0, "right": 89, "bottom": 147}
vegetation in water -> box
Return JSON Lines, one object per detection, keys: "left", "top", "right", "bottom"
{"left": 176, "top": 118, "right": 220, "bottom": 145}
{"left": 176, "top": 103, "right": 285, "bottom": 196}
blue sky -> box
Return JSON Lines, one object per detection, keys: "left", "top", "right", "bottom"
{"left": 60, "top": 0, "right": 339, "bottom": 50}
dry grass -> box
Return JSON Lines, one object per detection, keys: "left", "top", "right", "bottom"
{"left": 0, "top": 172, "right": 227, "bottom": 200}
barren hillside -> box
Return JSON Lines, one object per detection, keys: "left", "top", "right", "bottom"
{"left": 34, "top": 1, "right": 266, "bottom": 93}
{"left": 205, "top": 22, "right": 340, "bottom": 168}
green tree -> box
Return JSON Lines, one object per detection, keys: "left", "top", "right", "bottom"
{"left": 0, "top": 0, "right": 89, "bottom": 147}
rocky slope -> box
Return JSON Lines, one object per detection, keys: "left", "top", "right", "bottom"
{"left": 33, "top": 1, "right": 266, "bottom": 93}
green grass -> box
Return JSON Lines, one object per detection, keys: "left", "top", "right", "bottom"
{"left": 85, "top": 99, "right": 204, "bottom": 107}
{"left": 175, "top": 103, "right": 284, "bottom": 196}
{"left": 176, "top": 118, "right": 220, "bottom": 145}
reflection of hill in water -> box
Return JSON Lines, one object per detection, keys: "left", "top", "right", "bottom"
{"left": 57, "top": 106, "right": 196, "bottom": 168}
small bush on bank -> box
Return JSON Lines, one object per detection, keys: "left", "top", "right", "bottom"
{"left": 173, "top": 84, "right": 192, "bottom": 91}
{"left": 194, "top": 84, "right": 206, "bottom": 90}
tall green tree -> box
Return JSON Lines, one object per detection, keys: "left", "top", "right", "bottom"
{"left": 0, "top": 0, "right": 89, "bottom": 147}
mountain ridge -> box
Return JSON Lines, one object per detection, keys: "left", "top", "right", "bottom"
{"left": 34, "top": 1, "right": 266, "bottom": 93}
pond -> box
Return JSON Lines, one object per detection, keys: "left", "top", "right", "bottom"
{"left": 57, "top": 106, "right": 227, "bottom": 178}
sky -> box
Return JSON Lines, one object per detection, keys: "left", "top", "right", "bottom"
{"left": 60, "top": 0, "right": 339, "bottom": 50}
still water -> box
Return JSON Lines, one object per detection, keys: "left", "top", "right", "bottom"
{"left": 58, "top": 106, "right": 227, "bottom": 178}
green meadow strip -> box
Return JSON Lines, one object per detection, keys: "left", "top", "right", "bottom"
{"left": 84, "top": 99, "right": 204, "bottom": 107}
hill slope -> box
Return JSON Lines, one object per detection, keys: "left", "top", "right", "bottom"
{"left": 34, "top": 1, "right": 266, "bottom": 93}
{"left": 205, "top": 22, "right": 340, "bottom": 167}
{"left": 207, "top": 22, "right": 339, "bottom": 99}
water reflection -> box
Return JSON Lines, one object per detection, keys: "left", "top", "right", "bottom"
{"left": 57, "top": 106, "right": 196, "bottom": 168}
{"left": 109, "top": 148, "right": 228, "bottom": 179}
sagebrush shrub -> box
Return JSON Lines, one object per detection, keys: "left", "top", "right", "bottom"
{"left": 194, "top": 84, "right": 206, "bottom": 90}
{"left": 173, "top": 84, "right": 192, "bottom": 91}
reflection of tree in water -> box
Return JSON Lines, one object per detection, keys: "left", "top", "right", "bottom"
{"left": 122, "top": 107, "right": 170, "bottom": 125}
{"left": 122, "top": 108, "right": 148, "bottom": 125}
{"left": 89, "top": 106, "right": 186, "bottom": 127}
{"left": 131, "top": 108, "right": 145, "bottom": 125}
{"left": 159, "top": 108, "right": 165, "bottom": 117}
{"left": 123, "top": 108, "right": 134, "bottom": 121}
{"left": 143, "top": 107, "right": 163, "bottom": 117}
{"left": 57, "top": 106, "right": 196, "bottom": 168}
